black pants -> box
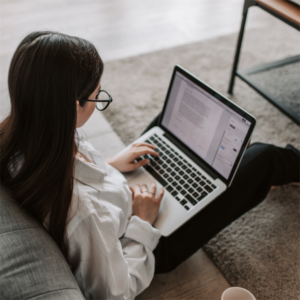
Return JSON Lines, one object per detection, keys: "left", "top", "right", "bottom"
{"left": 141, "top": 113, "right": 300, "bottom": 274}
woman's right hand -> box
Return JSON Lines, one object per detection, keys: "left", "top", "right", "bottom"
{"left": 130, "top": 182, "right": 164, "bottom": 225}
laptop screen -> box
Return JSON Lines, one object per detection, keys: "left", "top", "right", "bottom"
{"left": 161, "top": 71, "right": 252, "bottom": 180}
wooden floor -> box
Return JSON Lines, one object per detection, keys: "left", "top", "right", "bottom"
{"left": 0, "top": 1, "right": 276, "bottom": 299}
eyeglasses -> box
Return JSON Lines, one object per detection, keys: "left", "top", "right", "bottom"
{"left": 80, "top": 90, "right": 113, "bottom": 111}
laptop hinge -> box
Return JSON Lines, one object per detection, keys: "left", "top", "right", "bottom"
{"left": 163, "top": 132, "right": 219, "bottom": 180}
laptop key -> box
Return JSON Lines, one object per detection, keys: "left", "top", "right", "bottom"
{"left": 168, "top": 177, "right": 173, "bottom": 183}
{"left": 202, "top": 175, "right": 207, "bottom": 180}
{"left": 194, "top": 176, "right": 201, "bottom": 181}
{"left": 182, "top": 165, "right": 187, "bottom": 170}
{"left": 162, "top": 164, "right": 167, "bottom": 169}
{"left": 179, "top": 170, "right": 184, "bottom": 175}
{"left": 196, "top": 187, "right": 203, "bottom": 193}
{"left": 174, "top": 157, "right": 179, "bottom": 162}
{"left": 192, "top": 192, "right": 199, "bottom": 198}
{"left": 171, "top": 171, "right": 176, "bottom": 177}
{"left": 184, "top": 184, "right": 189, "bottom": 189}
{"left": 184, "top": 206, "right": 190, "bottom": 210}
{"left": 192, "top": 167, "right": 197, "bottom": 172}
{"left": 204, "top": 185, "right": 213, "bottom": 193}
{"left": 197, "top": 194, "right": 205, "bottom": 201}
{"left": 144, "top": 165, "right": 168, "bottom": 187}
{"left": 212, "top": 184, "right": 217, "bottom": 189}
{"left": 150, "top": 160, "right": 156, "bottom": 166}
{"left": 159, "top": 169, "right": 165, "bottom": 175}
{"left": 186, "top": 169, "right": 192, "bottom": 174}
{"left": 175, "top": 196, "right": 181, "bottom": 201}
{"left": 170, "top": 163, "right": 176, "bottom": 168}
{"left": 188, "top": 187, "right": 194, "bottom": 194}
{"left": 174, "top": 167, "right": 180, "bottom": 172}
{"left": 167, "top": 168, "right": 172, "bottom": 172}
{"left": 171, "top": 190, "right": 178, "bottom": 197}
{"left": 172, "top": 182, "right": 178, "bottom": 187}
{"left": 183, "top": 175, "right": 189, "bottom": 180}
{"left": 197, "top": 191, "right": 208, "bottom": 201}
{"left": 207, "top": 180, "right": 212, "bottom": 184}
{"left": 166, "top": 186, "right": 174, "bottom": 193}
{"left": 176, "top": 185, "right": 182, "bottom": 191}
{"left": 163, "top": 173, "right": 169, "bottom": 178}
{"left": 178, "top": 161, "right": 183, "bottom": 166}
{"left": 181, "top": 190, "right": 187, "bottom": 196}
{"left": 186, "top": 194, "right": 197, "bottom": 206}
{"left": 166, "top": 159, "right": 171, "bottom": 164}
{"left": 192, "top": 183, "right": 198, "bottom": 188}
{"left": 180, "top": 200, "right": 187, "bottom": 206}
{"left": 188, "top": 179, "right": 193, "bottom": 184}
{"left": 175, "top": 175, "right": 181, "bottom": 181}
{"left": 155, "top": 165, "right": 161, "bottom": 171}
{"left": 190, "top": 173, "right": 196, "bottom": 178}
{"left": 179, "top": 179, "right": 185, "bottom": 185}
{"left": 199, "top": 181, "right": 205, "bottom": 186}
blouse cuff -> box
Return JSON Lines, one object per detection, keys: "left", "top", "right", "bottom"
{"left": 124, "top": 216, "right": 162, "bottom": 251}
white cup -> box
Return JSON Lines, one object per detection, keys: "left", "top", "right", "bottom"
{"left": 221, "top": 287, "right": 256, "bottom": 300}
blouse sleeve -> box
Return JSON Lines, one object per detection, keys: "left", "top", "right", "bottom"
{"left": 68, "top": 211, "right": 161, "bottom": 300}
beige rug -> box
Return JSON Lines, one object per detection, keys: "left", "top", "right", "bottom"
{"left": 101, "top": 22, "right": 300, "bottom": 299}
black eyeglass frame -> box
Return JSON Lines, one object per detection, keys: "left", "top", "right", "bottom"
{"left": 80, "top": 90, "right": 113, "bottom": 111}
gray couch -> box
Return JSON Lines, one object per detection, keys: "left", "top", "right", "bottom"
{"left": 0, "top": 185, "right": 85, "bottom": 300}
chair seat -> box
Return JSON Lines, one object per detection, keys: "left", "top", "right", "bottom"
{"left": 256, "top": 0, "right": 300, "bottom": 26}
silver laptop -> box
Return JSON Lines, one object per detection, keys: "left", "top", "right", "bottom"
{"left": 120, "top": 65, "right": 256, "bottom": 236}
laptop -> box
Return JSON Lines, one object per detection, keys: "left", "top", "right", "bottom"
{"left": 120, "top": 65, "right": 256, "bottom": 236}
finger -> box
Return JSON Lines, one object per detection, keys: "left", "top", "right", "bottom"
{"left": 134, "top": 184, "right": 142, "bottom": 196}
{"left": 141, "top": 183, "right": 148, "bottom": 193}
{"left": 156, "top": 187, "right": 164, "bottom": 203}
{"left": 133, "top": 147, "right": 159, "bottom": 158}
{"left": 150, "top": 182, "right": 157, "bottom": 196}
{"left": 133, "top": 142, "right": 156, "bottom": 149}
{"left": 129, "top": 186, "right": 135, "bottom": 200}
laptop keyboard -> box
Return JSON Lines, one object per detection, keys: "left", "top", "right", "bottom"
{"left": 136, "top": 134, "right": 217, "bottom": 211}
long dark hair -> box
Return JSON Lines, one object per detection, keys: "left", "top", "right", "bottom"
{"left": 0, "top": 31, "right": 104, "bottom": 264}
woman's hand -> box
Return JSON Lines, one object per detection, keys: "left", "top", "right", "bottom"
{"left": 130, "top": 182, "right": 164, "bottom": 225}
{"left": 105, "top": 143, "right": 158, "bottom": 173}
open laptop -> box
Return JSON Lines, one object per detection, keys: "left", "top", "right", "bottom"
{"left": 120, "top": 65, "right": 256, "bottom": 236}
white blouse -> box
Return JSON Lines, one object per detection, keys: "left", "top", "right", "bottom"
{"left": 62, "top": 139, "right": 161, "bottom": 299}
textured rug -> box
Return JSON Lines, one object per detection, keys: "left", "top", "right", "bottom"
{"left": 101, "top": 22, "right": 300, "bottom": 299}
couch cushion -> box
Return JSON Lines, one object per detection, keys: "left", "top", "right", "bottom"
{"left": 0, "top": 185, "right": 85, "bottom": 300}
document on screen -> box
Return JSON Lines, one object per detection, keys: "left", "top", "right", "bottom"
{"left": 167, "top": 81, "right": 223, "bottom": 159}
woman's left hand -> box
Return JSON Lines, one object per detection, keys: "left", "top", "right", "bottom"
{"left": 105, "top": 143, "right": 159, "bottom": 173}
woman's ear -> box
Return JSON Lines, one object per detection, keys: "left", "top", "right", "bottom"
{"left": 76, "top": 100, "right": 81, "bottom": 113}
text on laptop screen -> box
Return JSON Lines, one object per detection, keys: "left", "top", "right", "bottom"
{"left": 162, "top": 71, "right": 251, "bottom": 179}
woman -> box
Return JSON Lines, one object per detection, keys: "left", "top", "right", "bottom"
{"left": 0, "top": 31, "right": 299, "bottom": 299}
